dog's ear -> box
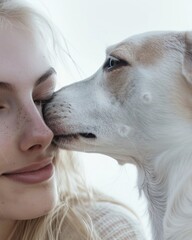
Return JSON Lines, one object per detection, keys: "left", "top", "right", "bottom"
{"left": 182, "top": 32, "right": 192, "bottom": 84}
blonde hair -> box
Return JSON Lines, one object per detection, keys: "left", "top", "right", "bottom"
{"left": 0, "top": 1, "right": 138, "bottom": 239}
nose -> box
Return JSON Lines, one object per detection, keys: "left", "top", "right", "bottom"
{"left": 19, "top": 102, "right": 54, "bottom": 152}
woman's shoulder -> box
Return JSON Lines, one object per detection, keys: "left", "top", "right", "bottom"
{"left": 86, "top": 201, "right": 145, "bottom": 240}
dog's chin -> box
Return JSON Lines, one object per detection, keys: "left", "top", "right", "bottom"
{"left": 53, "top": 132, "right": 96, "bottom": 149}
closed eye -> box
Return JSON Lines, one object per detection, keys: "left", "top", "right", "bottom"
{"left": 103, "top": 56, "right": 129, "bottom": 72}
{"left": 34, "top": 94, "right": 55, "bottom": 107}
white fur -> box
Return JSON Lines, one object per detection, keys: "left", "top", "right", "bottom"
{"left": 44, "top": 31, "right": 192, "bottom": 240}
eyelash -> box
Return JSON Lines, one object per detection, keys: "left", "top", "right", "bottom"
{"left": 34, "top": 100, "right": 43, "bottom": 106}
{"left": 34, "top": 95, "right": 54, "bottom": 107}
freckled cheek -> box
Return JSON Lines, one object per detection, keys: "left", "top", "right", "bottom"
{"left": 0, "top": 105, "right": 35, "bottom": 144}
{"left": 0, "top": 124, "right": 17, "bottom": 154}
{"left": 0, "top": 120, "right": 15, "bottom": 136}
{"left": 0, "top": 113, "right": 22, "bottom": 140}
{"left": 0, "top": 129, "right": 17, "bottom": 171}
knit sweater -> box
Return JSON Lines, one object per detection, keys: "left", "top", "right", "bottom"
{"left": 62, "top": 202, "right": 145, "bottom": 240}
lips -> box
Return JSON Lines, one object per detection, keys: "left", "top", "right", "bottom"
{"left": 2, "top": 159, "right": 54, "bottom": 184}
{"left": 5, "top": 161, "right": 51, "bottom": 174}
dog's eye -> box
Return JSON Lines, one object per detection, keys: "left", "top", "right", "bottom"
{"left": 103, "top": 56, "right": 128, "bottom": 71}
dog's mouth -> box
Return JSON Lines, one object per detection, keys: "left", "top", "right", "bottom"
{"left": 53, "top": 132, "right": 96, "bottom": 145}
{"left": 79, "top": 132, "right": 96, "bottom": 138}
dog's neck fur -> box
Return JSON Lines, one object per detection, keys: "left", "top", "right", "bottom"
{"left": 138, "top": 161, "right": 166, "bottom": 240}
{"left": 137, "top": 146, "right": 192, "bottom": 240}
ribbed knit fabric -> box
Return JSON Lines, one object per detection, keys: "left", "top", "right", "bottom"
{"left": 87, "top": 202, "right": 145, "bottom": 240}
{"left": 62, "top": 202, "right": 145, "bottom": 240}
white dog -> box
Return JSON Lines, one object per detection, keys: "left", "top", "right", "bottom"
{"left": 44, "top": 31, "right": 192, "bottom": 240}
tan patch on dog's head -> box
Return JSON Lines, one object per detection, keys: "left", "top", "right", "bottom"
{"left": 104, "top": 32, "right": 185, "bottom": 104}
{"left": 107, "top": 31, "right": 184, "bottom": 66}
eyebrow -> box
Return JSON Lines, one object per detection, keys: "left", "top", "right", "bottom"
{"left": 0, "top": 67, "right": 56, "bottom": 91}
{"left": 35, "top": 67, "right": 56, "bottom": 87}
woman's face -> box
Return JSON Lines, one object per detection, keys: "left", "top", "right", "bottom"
{"left": 0, "top": 26, "right": 58, "bottom": 221}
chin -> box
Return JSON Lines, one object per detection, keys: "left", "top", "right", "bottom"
{"left": 4, "top": 176, "right": 59, "bottom": 220}
{"left": 21, "top": 178, "right": 59, "bottom": 220}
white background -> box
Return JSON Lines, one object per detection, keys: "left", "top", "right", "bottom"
{"left": 33, "top": 0, "right": 192, "bottom": 239}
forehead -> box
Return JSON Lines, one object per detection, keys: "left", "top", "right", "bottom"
{"left": 0, "top": 27, "right": 50, "bottom": 83}
{"left": 106, "top": 31, "right": 184, "bottom": 64}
